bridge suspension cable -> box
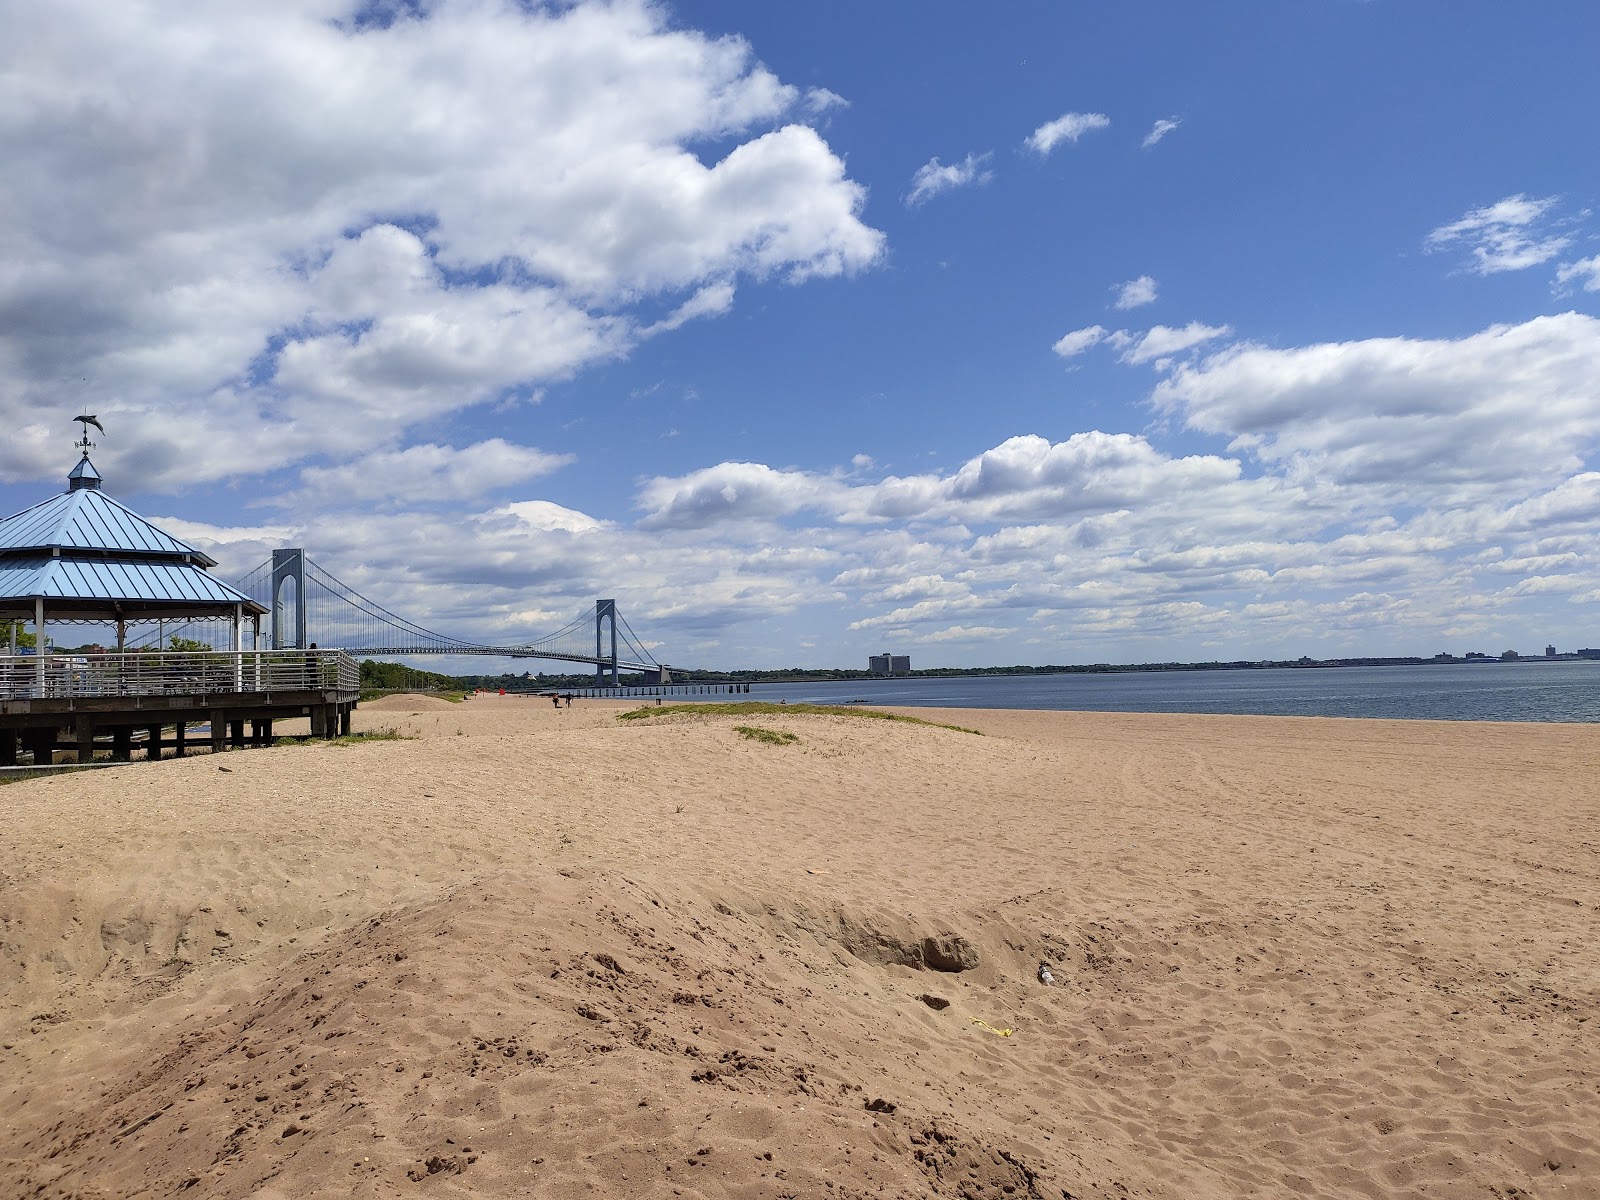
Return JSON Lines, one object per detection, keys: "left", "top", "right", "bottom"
{"left": 615, "top": 608, "right": 658, "bottom": 668}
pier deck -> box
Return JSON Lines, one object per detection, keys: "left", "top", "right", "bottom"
{"left": 0, "top": 649, "right": 359, "bottom": 765}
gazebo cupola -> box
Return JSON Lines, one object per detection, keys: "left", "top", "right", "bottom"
{"left": 67, "top": 453, "right": 103, "bottom": 491}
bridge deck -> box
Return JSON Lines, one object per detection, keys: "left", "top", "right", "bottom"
{"left": 339, "top": 646, "right": 658, "bottom": 670}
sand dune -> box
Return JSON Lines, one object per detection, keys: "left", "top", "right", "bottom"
{"left": 360, "top": 692, "right": 463, "bottom": 712}
{"left": 1, "top": 697, "right": 1596, "bottom": 1197}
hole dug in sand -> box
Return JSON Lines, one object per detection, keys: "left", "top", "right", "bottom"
{"left": 912, "top": 1120, "right": 1048, "bottom": 1199}
{"left": 804, "top": 907, "right": 982, "bottom": 974}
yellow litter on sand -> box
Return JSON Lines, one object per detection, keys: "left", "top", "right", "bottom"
{"left": 968, "top": 1017, "right": 1013, "bottom": 1037}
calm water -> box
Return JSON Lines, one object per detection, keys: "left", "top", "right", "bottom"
{"left": 733, "top": 661, "right": 1600, "bottom": 722}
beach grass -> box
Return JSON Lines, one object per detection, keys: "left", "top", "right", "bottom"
{"left": 617, "top": 701, "right": 981, "bottom": 735}
{"left": 306, "top": 726, "right": 415, "bottom": 747}
{"left": 732, "top": 724, "right": 799, "bottom": 745}
{"left": 0, "top": 763, "right": 116, "bottom": 785}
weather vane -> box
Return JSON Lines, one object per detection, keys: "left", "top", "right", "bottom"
{"left": 74, "top": 413, "right": 104, "bottom": 457}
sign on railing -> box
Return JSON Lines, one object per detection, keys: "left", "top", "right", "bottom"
{"left": 0, "top": 649, "right": 358, "bottom": 700}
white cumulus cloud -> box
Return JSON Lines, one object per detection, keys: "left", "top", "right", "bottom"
{"left": 919, "top": 625, "right": 1012, "bottom": 643}
{"left": 1424, "top": 194, "right": 1572, "bottom": 275}
{"left": 906, "top": 153, "right": 994, "bottom": 206}
{"left": 1152, "top": 312, "right": 1600, "bottom": 497}
{"left": 1119, "top": 322, "right": 1232, "bottom": 364}
{"left": 803, "top": 87, "right": 849, "bottom": 115}
{"left": 1025, "top": 112, "right": 1110, "bottom": 155}
{"left": 1141, "top": 118, "right": 1181, "bottom": 148}
{"left": 1555, "top": 255, "right": 1600, "bottom": 293}
{"left": 1052, "top": 325, "right": 1108, "bottom": 358}
{"left": 286, "top": 440, "right": 574, "bottom": 508}
{"left": 644, "top": 280, "right": 738, "bottom": 335}
{"left": 636, "top": 432, "right": 1245, "bottom": 530}
{"left": 1113, "top": 275, "right": 1159, "bottom": 310}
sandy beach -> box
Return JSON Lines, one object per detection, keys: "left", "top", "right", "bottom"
{"left": 1, "top": 695, "right": 1596, "bottom": 1198}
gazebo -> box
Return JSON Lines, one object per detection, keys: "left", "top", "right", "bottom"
{"left": 1, "top": 434, "right": 357, "bottom": 765}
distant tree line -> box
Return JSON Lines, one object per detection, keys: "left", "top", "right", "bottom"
{"left": 359, "top": 660, "right": 464, "bottom": 692}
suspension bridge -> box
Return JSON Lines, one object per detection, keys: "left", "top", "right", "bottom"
{"left": 155, "top": 549, "right": 670, "bottom": 686}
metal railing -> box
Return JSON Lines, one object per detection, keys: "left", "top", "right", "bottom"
{"left": 0, "top": 649, "right": 358, "bottom": 701}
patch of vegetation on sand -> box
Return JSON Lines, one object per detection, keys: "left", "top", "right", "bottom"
{"left": 618, "top": 701, "right": 981, "bottom": 735}
{"left": 330, "top": 727, "right": 414, "bottom": 746}
{"left": 733, "top": 725, "right": 800, "bottom": 745}
{"left": 279, "top": 726, "right": 414, "bottom": 748}
{"left": 0, "top": 764, "right": 114, "bottom": 785}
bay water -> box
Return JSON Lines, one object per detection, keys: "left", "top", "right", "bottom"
{"left": 739, "top": 660, "right": 1600, "bottom": 722}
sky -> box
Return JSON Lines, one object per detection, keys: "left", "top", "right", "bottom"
{"left": 3, "top": 0, "right": 1600, "bottom": 671}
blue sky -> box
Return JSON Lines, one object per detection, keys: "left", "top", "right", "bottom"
{"left": 3, "top": 0, "right": 1599, "bottom": 670}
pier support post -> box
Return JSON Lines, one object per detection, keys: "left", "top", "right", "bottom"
{"left": 25, "top": 728, "right": 53, "bottom": 765}
{"left": 147, "top": 725, "right": 162, "bottom": 761}
{"left": 112, "top": 726, "right": 132, "bottom": 763}
{"left": 339, "top": 706, "right": 352, "bottom": 736}
{"left": 0, "top": 729, "right": 16, "bottom": 766}
{"left": 174, "top": 723, "right": 188, "bottom": 758}
{"left": 229, "top": 719, "right": 245, "bottom": 749}
{"left": 210, "top": 710, "right": 226, "bottom": 755}
{"left": 75, "top": 716, "right": 95, "bottom": 764}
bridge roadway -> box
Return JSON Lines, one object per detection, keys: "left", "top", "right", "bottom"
{"left": 339, "top": 645, "right": 656, "bottom": 669}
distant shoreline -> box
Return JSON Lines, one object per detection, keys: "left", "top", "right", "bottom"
{"left": 718, "top": 653, "right": 1600, "bottom": 687}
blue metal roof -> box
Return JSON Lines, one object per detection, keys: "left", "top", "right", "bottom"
{"left": 0, "top": 482, "right": 213, "bottom": 563}
{"left": 0, "top": 556, "right": 262, "bottom": 610}
{"left": 0, "top": 458, "right": 265, "bottom": 617}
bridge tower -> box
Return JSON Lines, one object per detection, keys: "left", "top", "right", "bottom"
{"left": 271, "top": 549, "right": 308, "bottom": 650}
{"left": 595, "top": 598, "right": 619, "bottom": 687}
